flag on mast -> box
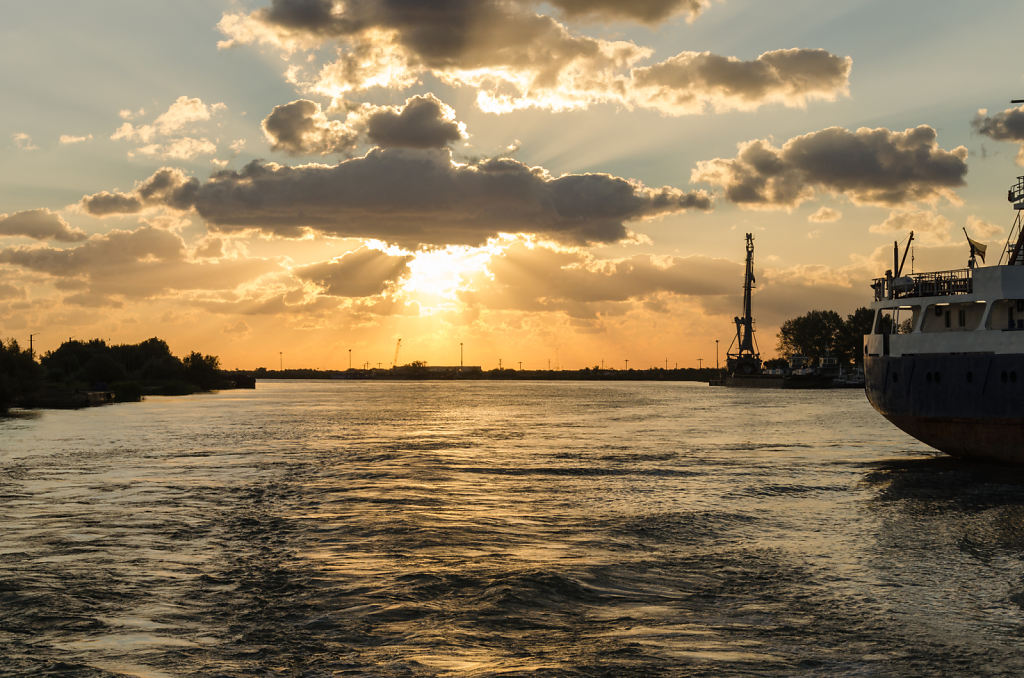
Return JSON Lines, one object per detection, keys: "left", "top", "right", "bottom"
{"left": 964, "top": 228, "right": 987, "bottom": 264}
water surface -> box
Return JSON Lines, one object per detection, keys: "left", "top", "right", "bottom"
{"left": 3, "top": 381, "right": 1024, "bottom": 676}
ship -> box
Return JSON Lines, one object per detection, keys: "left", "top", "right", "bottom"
{"left": 863, "top": 172, "right": 1024, "bottom": 463}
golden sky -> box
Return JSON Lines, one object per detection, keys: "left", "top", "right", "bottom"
{"left": 2, "top": 0, "right": 1024, "bottom": 369}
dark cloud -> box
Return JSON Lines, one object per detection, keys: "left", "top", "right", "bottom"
{"left": 222, "top": 2, "right": 850, "bottom": 115}
{"left": 261, "top": 94, "right": 465, "bottom": 155}
{"left": 262, "top": 99, "right": 359, "bottom": 154}
{"left": 265, "top": 0, "right": 339, "bottom": 31}
{"left": 295, "top": 248, "right": 412, "bottom": 296}
{"left": 221, "top": 0, "right": 650, "bottom": 111}
{"left": 631, "top": 48, "right": 851, "bottom": 113}
{"left": 545, "top": 0, "right": 707, "bottom": 22}
{"left": 80, "top": 191, "right": 143, "bottom": 216}
{"left": 87, "top": 148, "right": 711, "bottom": 246}
{"left": 692, "top": 125, "right": 968, "bottom": 207}
{"left": 246, "top": 0, "right": 620, "bottom": 68}
{"left": 365, "top": 94, "right": 465, "bottom": 148}
{"left": 82, "top": 168, "right": 199, "bottom": 216}
{"left": 973, "top": 105, "right": 1024, "bottom": 165}
{"left": 0, "top": 209, "right": 87, "bottom": 242}
{"left": 972, "top": 105, "right": 1024, "bottom": 141}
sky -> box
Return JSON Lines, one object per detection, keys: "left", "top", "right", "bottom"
{"left": 3, "top": 0, "right": 1024, "bottom": 371}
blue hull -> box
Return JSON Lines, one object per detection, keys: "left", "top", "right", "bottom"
{"left": 864, "top": 353, "right": 1024, "bottom": 463}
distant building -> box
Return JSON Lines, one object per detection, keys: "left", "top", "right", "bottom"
{"left": 424, "top": 365, "right": 482, "bottom": 374}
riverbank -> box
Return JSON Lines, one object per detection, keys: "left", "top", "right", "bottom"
{"left": 243, "top": 366, "right": 721, "bottom": 381}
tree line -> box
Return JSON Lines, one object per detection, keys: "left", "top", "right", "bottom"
{"left": 771, "top": 307, "right": 875, "bottom": 368}
{"left": 0, "top": 337, "right": 247, "bottom": 413}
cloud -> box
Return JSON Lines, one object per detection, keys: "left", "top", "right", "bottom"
{"left": 544, "top": 0, "right": 709, "bottom": 23}
{"left": 12, "top": 132, "right": 38, "bottom": 151}
{"left": 134, "top": 137, "right": 218, "bottom": 160}
{"left": 81, "top": 167, "right": 199, "bottom": 216}
{"left": 965, "top": 215, "right": 1004, "bottom": 240}
{"left": 0, "top": 209, "right": 87, "bottom": 242}
{"left": 808, "top": 206, "right": 841, "bottom": 223}
{"left": 262, "top": 99, "right": 361, "bottom": 154}
{"left": 868, "top": 209, "right": 953, "bottom": 245}
{"left": 973, "top": 105, "right": 1024, "bottom": 164}
{"left": 218, "top": 1, "right": 848, "bottom": 115}
{"left": 295, "top": 247, "right": 413, "bottom": 296}
{"left": 112, "top": 96, "right": 226, "bottom": 143}
{"left": 692, "top": 125, "right": 968, "bottom": 208}
{"left": 0, "top": 224, "right": 278, "bottom": 299}
{"left": 262, "top": 94, "right": 465, "bottom": 154}
{"left": 80, "top": 192, "right": 144, "bottom": 216}
{"left": 59, "top": 134, "right": 93, "bottom": 145}
{"left": 460, "top": 241, "right": 740, "bottom": 318}
{"left": 82, "top": 149, "right": 712, "bottom": 247}
{"left": 630, "top": 48, "right": 851, "bottom": 114}
{"left": 110, "top": 96, "right": 227, "bottom": 160}
{"left": 364, "top": 94, "right": 466, "bottom": 148}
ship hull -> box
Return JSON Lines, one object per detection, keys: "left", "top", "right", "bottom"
{"left": 864, "top": 353, "right": 1024, "bottom": 463}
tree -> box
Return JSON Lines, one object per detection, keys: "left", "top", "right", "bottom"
{"left": 183, "top": 352, "right": 221, "bottom": 389}
{"left": 835, "top": 307, "right": 875, "bottom": 366}
{"left": 776, "top": 310, "right": 844, "bottom": 364}
{"left": 0, "top": 339, "right": 41, "bottom": 411}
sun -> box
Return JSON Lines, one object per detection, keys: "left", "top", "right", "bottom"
{"left": 396, "top": 240, "right": 508, "bottom": 312}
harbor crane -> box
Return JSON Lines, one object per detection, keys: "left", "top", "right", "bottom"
{"left": 392, "top": 338, "right": 402, "bottom": 368}
{"left": 726, "top": 233, "right": 762, "bottom": 375}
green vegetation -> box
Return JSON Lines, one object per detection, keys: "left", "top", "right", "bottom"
{"left": 776, "top": 307, "right": 875, "bottom": 367}
{"left": 0, "top": 339, "right": 42, "bottom": 414}
{"left": 0, "top": 337, "right": 250, "bottom": 413}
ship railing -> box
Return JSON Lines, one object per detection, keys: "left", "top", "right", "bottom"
{"left": 871, "top": 268, "right": 973, "bottom": 301}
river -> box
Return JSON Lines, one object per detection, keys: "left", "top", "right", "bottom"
{"left": 2, "top": 380, "right": 1024, "bottom": 676}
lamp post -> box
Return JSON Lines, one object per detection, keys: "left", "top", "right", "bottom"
{"left": 348, "top": 348, "right": 352, "bottom": 370}
{"left": 715, "top": 339, "right": 719, "bottom": 370}
{"left": 624, "top": 359, "right": 629, "bottom": 370}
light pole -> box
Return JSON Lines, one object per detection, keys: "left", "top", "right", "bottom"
{"left": 715, "top": 339, "right": 719, "bottom": 370}
{"left": 625, "top": 359, "right": 629, "bottom": 370}
{"left": 28, "top": 333, "right": 36, "bottom": 360}
{"left": 460, "top": 342, "right": 463, "bottom": 369}
{"left": 697, "top": 358, "right": 703, "bottom": 369}
{"left": 279, "top": 352, "right": 283, "bottom": 371}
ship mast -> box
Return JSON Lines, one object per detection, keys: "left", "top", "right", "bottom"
{"left": 726, "top": 233, "right": 762, "bottom": 375}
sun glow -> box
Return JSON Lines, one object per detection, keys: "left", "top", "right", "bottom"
{"left": 398, "top": 240, "right": 508, "bottom": 312}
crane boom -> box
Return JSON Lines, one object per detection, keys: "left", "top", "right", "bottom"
{"left": 392, "top": 338, "right": 402, "bottom": 368}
